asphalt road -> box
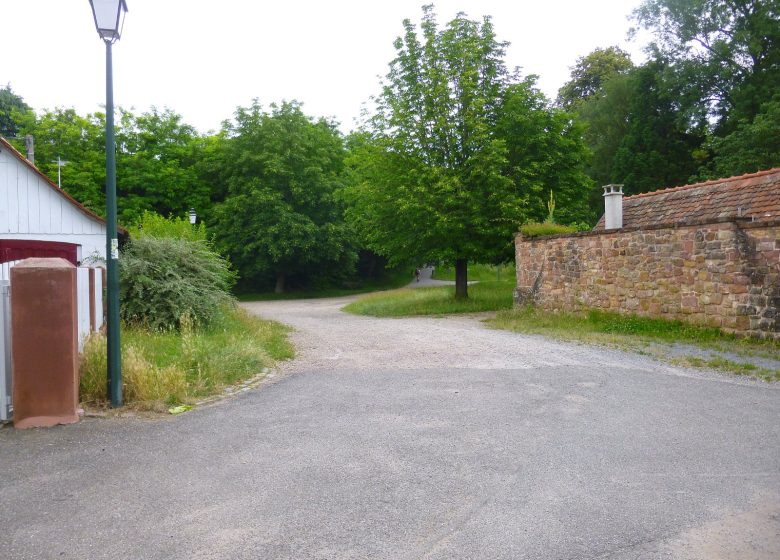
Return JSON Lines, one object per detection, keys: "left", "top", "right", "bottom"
{"left": 1, "top": 295, "right": 778, "bottom": 559}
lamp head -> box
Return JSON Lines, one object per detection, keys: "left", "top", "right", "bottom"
{"left": 89, "top": 0, "right": 128, "bottom": 43}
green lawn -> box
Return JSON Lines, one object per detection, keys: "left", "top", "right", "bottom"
{"left": 343, "top": 280, "right": 515, "bottom": 317}
{"left": 431, "top": 263, "right": 514, "bottom": 282}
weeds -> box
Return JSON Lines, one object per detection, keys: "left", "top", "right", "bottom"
{"left": 79, "top": 307, "right": 293, "bottom": 410}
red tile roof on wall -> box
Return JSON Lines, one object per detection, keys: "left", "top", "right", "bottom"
{"left": 594, "top": 168, "right": 780, "bottom": 230}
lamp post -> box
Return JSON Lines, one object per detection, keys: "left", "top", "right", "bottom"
{"left": 188, "top": 208, "right": 197, "bottom": 226}
{"left": 90, "top": 0, "right": 128, "bottom": 407}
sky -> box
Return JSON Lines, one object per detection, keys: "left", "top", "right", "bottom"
{"left": 2, "top": 1, "right": 651, "bottom": 135}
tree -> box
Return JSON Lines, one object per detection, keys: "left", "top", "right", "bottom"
{"left": 347, "top": 6, "right": 591, "bottom": 298}
{"left": 13, "top": 106, "right": 208, "bottom": 225}
{"left": 575, "top": 73, "right": 635, "bottom": 213}
{"left": 633, "top": 0, "right": 780, "bottom": 131}
{"left": 116, "top": 108, "right": 210, "bottom": 225}
{"left": 213, "top": 101, "right": 354, "bottom": 293}
{"left": 705, "top": 96, "right": 780, "bottom": 177}
{"left": 498, "top": 81, "right": 593, "bottom": 225}
{"left": 610, "top": 60, "right": 705, "bottom": 194}
{"left": 0, "top": 84, "right": 32, "bottom": 138}
{"left": 556, "top": 47, "right": 634, "bottom": 110}
{"left": 12, "top": 107, "right": 107, "bottom": 215}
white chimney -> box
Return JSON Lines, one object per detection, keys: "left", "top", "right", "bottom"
{"left": 603, "top": 184, "right": 623, "bottom": 229}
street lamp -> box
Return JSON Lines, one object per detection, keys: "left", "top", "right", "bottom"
{"left": 188, "top": 208, "right": 197, "bottom": 225}
{"left": 89, "top": 0, "right": 128, "bottom": 408}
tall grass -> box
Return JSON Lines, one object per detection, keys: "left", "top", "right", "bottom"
{"left": 80, "top": 307, "right": 293, "bottom": 410}
{"left": 343, "top": 281, "right": 515, "bottom": 317}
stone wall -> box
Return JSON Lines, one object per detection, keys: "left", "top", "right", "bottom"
{"left": 514, "top": 218, "right": 780, "bottom": 339}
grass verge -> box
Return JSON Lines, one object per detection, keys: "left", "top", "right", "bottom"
{"left": 343, "top": 281, "right": 515, "bottom": 317}
{"left": 488, "top": 306, "right": 780, "bottom": 382}
{"left": 80, "top": 307, "right": 293, "bottom": 411}
{"left": 431, "top": 263, "right": 514, "bottom": 282}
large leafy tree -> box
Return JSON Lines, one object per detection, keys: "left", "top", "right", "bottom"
{"left": 611, "top": 60, "right": 705, "bottom": 194}
{"left": 633, "top": 0, "right": 780, "bottom": 131}
{"left": 12, "top": 107, "right": 107, "bottom": 215}
{"left": 116, "top": 108, "right": 210, "bottom": 224}
{"left": 556, "top": 47, "right": 634, "bottom": 110}
{"left": 213, "top": 101, "right": 354, "bottom": 293}
{"left": 13, "top": 106, "right": 207, "bottom": 225}
{"left": 347, "top": 6, "right": 591, "bottom": 298}
{"left": 0, "top": 84, "right": 32, "bottom": 138}
{"left": 499, "top": 81, "right": 593, "bottom": 225}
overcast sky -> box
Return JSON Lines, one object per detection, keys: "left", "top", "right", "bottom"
{"left": 2, "top": 1, "right": 650, "bottom": 135}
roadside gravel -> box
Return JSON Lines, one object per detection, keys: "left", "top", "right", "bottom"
{"left": 241, "top": 295, "right": 761, "bottom": 387}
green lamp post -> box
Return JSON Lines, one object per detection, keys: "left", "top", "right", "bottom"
{"left": 89, "top": 0, "right": 128, "bottom": 407}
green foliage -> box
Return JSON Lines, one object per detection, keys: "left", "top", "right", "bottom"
{"left": 347, "top": 7, "right": 592, "bottom": 298}
{"left": 556, "top": 46, "right": 634, "bottom": 110}
{"left": 633, "top": 0, "right": 780, "bottom": 129}
{"left": 519, "top": 222, "right": 580, "bottom": 238}
{"left": 11, "top": 107, "right": 107, "bottom": 216}
{"left": 213, "top": 101, "right": 355, "bottom": 293}
{"left": 610, "top": 61, "right": 705, "bottom": 195}
{"left": 119, "top": 236, "right": 236, "bottom": 330}
{"left": 497, "top": 82, "right": 594, "bottom": 225}
{"left": 431, "top": 263, "right": 513, "bottom": 282}
{"left": 343, "top": 281, "right": 515, "bottom": 317}
{"left": 79, "top": 308, "right": 293, "bottom": 408}
{"left": 134, "top": 211, "right": 208, "bottom": 242}
{"left": 704, "top": 97, "right": 780, "bottom": 178}
{"left": 115, "top": 108, "right": 212, "bottom": 225}
{"left": 0, "top": 83, "right": 32, "bottom": 138}
{"left": 11, "top": 105, "right": 209, "bottom": 225}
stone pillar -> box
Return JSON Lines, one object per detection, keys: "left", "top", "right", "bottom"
{"left": 11, "top": 258, "right": 79, "bottom": 429}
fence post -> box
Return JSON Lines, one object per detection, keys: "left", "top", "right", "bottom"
{"left": 11, "top": 258, "right": 79, "bottom": 429}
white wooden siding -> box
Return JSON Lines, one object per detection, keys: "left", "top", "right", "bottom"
{"left": 0, "top": 147, "right": 106, "bottom": 260}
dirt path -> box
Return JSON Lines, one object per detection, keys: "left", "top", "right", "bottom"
{"left": 241, "top": 296, "right": 746, "bottom": 384}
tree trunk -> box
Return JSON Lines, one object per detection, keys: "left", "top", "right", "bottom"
{"left": 455, "top": 258, "right": 468, "bottom": 299}
{"left": 274, "top": 271, "right": 286, "bottom": 294}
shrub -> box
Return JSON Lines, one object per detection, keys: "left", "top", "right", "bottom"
{"left": 519, "top": 222, "right": 579, "bottom": 238}
{"left": 134, "top": 211, "right": 208, "bottom": 242}
{"left": 120, "top": 236, "right": 236, "bottom": 330}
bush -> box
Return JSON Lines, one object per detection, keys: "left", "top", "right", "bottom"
{"left": 134, "top": 210, "right": 208, "bottom": 242}
{"left": 519, "top": 222, "right": 579, "bottom": 238}
{"left": 120, "top": 236, "right": 236, "bottom": 330}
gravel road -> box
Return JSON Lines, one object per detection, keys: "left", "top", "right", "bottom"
{"left": 1, "top": 292, "right": 778, "bottom": 560}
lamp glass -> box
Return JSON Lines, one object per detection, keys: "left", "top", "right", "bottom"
{"left": 90, "top": 0, "right": 127, "bottom": 41}
{"left": 188, "top": 209, "right": 197, "bottom": 225}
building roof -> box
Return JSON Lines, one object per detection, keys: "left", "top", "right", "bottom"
{"left": 0, "top": 135, "right": 127, "bottom": 234}
{"left": 595, "top": 168, "right": 780, "bottom": 230}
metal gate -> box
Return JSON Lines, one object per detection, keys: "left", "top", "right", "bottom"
{"left": 0, "top": 281, "right": 12, "bottom": 422}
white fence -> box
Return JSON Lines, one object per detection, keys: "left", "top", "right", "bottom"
{"left": 0, "top": 262, "right": 105, "bottom": 422}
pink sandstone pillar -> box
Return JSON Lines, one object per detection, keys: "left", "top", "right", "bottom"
{"left": 11, "top": 258, "right": 79, "bottom": 429}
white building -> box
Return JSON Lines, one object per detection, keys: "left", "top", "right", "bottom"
{"left": 0, "top": 135, "right": 111, "bottom": 273}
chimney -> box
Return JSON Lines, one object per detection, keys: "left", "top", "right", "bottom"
{"left": 24, "top": 134, "right": 34, "bottom": 165}
{"left": 603, "top": 184, "right": 623, "bottom": 229}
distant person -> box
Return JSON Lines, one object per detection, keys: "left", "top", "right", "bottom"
{"left": 415, "top": 268, "right": 420, "bottom": 282}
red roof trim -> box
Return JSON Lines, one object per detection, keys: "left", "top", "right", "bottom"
{"left": 0, "top": 136, "right": 128, "bottom": 235}
{"left": 624, "top": 167, "right": 780, "bottom": 201}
